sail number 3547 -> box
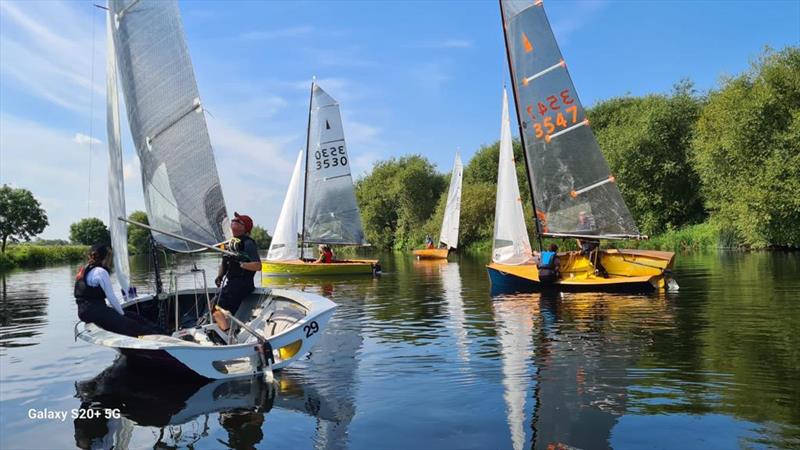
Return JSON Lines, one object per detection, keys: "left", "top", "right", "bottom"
{"left": 315, "top": 146, "right": 348, "bottom": 170}
{"left": 524, "top": 89, "right": 581, "bottom": 140}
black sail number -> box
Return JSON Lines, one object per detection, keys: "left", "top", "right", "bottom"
{"left": 314, "top": 145, "right": 348, "bottom": 170}
{"left": 303, "top": 321, "right": 319, "bottom": 338}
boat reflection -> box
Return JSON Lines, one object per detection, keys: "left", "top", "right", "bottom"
{"left": 492, "top": 290, "right": 674, "bottom": 450}
{"left": 73, "top": 357, "right": 340, "bottom": 449}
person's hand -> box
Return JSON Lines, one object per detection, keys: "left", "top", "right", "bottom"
{"left": 215, "top": 275, "right": 223, "bottom": 287}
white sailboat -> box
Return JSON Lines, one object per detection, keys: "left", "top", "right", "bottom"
{"left": 413, "top": 153, "right": 463, "bottom": 259}
{"left": 263, "top": 82, "right": 379, "bottom": 276}
{"left": 487, "top": 0, "right": 676, "bottom": 292}
{"left": 75, "top": 0, "right": 336, "bottom": 379}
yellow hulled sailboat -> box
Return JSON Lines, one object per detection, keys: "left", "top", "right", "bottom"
{"left": 412, "top": 154, "right": 463, "bottom": 260}
{"left": 263, "top": 82, "right": 377, "bottom": 276}
{"left": 487, "top": 1, "right": 676, "bottom": 293}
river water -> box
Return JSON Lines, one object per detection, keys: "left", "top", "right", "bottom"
{"left": 0, "top": 251, "right": 798, "bottom": 449}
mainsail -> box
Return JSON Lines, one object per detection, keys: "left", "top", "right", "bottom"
{"left": 492, "top": 88, "right": 533, "bottom": 265}
{"left": 438, "top": 154, "right": 463, "bottom": 249}
{"left": 109, "top": 0, "right": 228, "bottom": 252}
{"left": 303, "top": 83, "right": 367, "bottom": 245}
{"left": 105, "top": 11, "right": 130, "bottom": 294}
{"left": 500, "top": 0, "right": 640, "bottom": 239}
{"left": 267, "top": 151, "right": 303, "bottom": 261}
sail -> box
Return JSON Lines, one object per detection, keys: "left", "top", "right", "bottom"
{"left": 493, "top": 89, "right": 533, "bottom": 265}
{"left": 267, "top": 151, "right": 303, "bottom": 261}
{"left": 303, "top": 84, "right": 367, "bottom": 245}
{"left": 438, "top": 153, "right": 463, "bottom": 249}
{"left": 105, "top": 12, "right": 130, "bottom": 295}
{"left": 109, "top": 0, "right": 228, "bottom": 252}
{"left": 500, "top": 0, "right": 640, "bottom": 238}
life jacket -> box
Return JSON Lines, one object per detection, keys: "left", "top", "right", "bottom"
{"left": 538, "top": 251, "right": 557, "bottom": 269}
{"left": 321, "top": 249, "right": 333, "bottom": 263}
{"left": 223, "top": 235, "right": 257, "bottom": 279}
{"left": 74, "top": 264, "right": 105, "bottom": 302}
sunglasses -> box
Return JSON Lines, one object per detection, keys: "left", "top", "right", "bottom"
{"left": 232, "top": 219, "right": 244, "bottom": 224}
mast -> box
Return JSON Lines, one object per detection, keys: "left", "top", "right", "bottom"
{"left": 499, "top": 0, "right": 544, "bottom": 252}
{"left": 300, "top": 78, "right": 315, "bottom": 260}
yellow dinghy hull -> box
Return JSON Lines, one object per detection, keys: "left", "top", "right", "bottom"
{"left": 262, "top": 259, "right": 379, "bottom": 276}
{"left": 412, "top": 248, "right": 450, "bottom": 260}
{"left": 487, "top": 249, "right": 675, "bottom": 293}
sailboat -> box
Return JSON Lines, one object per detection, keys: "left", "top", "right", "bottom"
{"left": 75, "top": 0, "right": 337, "bottom": 379}
{"left": 263, "top": 82, "right": 379, "bottom": 276}
{"left": 487, "top": 0, "right": 676, "bottom": 292}
{"left": 412, "top": 153, "right": 463, "bottom": 259}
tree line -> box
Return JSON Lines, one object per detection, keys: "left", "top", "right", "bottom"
{"left": 355, "top": 47, "right": 800, "bottom": 250}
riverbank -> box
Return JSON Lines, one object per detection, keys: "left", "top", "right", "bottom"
{"left": 0, "top": 244, "right": 87, "bottom": 272}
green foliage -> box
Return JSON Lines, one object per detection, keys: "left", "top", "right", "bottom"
{"left": 0, "top": 184, "right": 49, "bottom": 253}
{"left": 692, "top": 47, "right": 800, "bottom": 248}
{"left": 463, "top": 139, "right": 529, "bottom": 205}
{"left": 69, "top": 217, "right": 110, "bottom": 246}
{"left": 32, "top": 238, "right": 70, "bottom": 246}
{"left": 589, "top": 82, "right": 707, "bottom": 235}
{"left": 422, "top": 182, "right": 498, "bottom": 249}
{"left": 127, "top": 211, "right": 151, "bottom": 255}
{"left": 356, "top": 155, "right": 446, "bottom": 250}
{"left": 250, "top": 225, "right": 272, "bottom": 249}
{"left": 619, "top": 222, "right": 721, "bottom": 252}
{"left": 0, "top": 244, "right": 87, "bottom": 271}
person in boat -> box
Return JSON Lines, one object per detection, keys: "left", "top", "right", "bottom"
{"left": 314, "top": 244, "right": 335, "bottom": 263}
{"left": 536, "top": 243, "right": 561, "bottom": 283}
{"left": 74, "top": 243, "right": 160, "bottom": 337}
{"left": 575, "top": 211, "right": 608, "bottom": 277}
{"left": 213, "top": 213, "right": 262, "bottom": 331}
{"left": 424, "top": 234, "right": 434, "bottom": 249}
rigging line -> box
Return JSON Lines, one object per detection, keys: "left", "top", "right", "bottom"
{"left": 87, "top": 2, "right": 98, "bottom": 218}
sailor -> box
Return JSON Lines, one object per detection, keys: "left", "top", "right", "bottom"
{"left": 424, "top": 234, "right": 434, "bottom": 249}
{"left": 314, "top": 244, "right": 334, "bottom": 263}
{"left": 575, "top": 210, "right": 608, "bottom": 278}
{"left": 74, "top": 243, "right": 159, "bottom": 337}
{"left": 536, "top": 243, "right": 561, "bottom": 284}
{"left": 213, "top": 213, "right": 262, "bottom": 331}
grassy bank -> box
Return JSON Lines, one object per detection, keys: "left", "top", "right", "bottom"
{"left": 0, "top": 244, "right": 88, "bottom": 272}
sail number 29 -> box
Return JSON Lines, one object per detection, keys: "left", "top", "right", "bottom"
{"left": 315, "top": 146, "right": 348, "bottom": 170}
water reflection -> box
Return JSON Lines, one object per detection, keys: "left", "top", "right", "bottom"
{"left": 0, "top": 272, "right": 50, "bottom": 351}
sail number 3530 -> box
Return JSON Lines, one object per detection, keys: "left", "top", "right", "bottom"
{"left": 315, "top": 146, "right": 348, "bottom": 170}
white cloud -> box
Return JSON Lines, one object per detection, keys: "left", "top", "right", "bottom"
{"left": 73, "top": 133, "right": 101, "bottom": 145}
{"left": 240, "top": 25, "right": 314, "bottom": 41}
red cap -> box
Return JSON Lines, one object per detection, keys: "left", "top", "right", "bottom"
{"left": 233, "top": 212, "right": 253, "bottom": 233}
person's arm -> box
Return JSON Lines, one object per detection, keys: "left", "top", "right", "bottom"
{"left": 90, "top": 268, "right": 124, "bottom": 315}
{"left": 239, "top": 239, "right": 262, "bottom": 272}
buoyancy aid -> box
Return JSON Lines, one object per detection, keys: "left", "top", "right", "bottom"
{"left": 222, "top": 235, "right": 257, "bottom": 279}
{"left": 321, "top": 249, "right": 333, "bottom": 263}
{"left": 74, "top": 264, "right": 105, "bottom": 302}
{"left": 538, "top": 251, "right": 556, "bottom": 269}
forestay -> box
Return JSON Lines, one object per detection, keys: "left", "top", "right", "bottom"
{"left": 303, "top": 84, "right": 367, "bottom": 245}
{"left": 492, "top": 89, "right": 533, "bottom": 265}
{"left": 105, "top": 12, "right": 130, "bottom": 294}
{"left": 501, "top": 0, "right": 640, "bottom": 239}
{"left": 439, "top": 154, "right": 463, "bottom": 249}
{"left": 109, "top": 0, "right": 228, "bottom": 251}
{"left": 267, "top": 151, "right": 303, "bottom": 261}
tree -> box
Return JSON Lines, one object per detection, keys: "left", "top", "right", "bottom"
{"left": 692, "top": 47, "right": 800, "bottom": 247}
{"left": 423, "top": 182, "right": 497, "bottom": 249}
{"left": 250, "top": 225, "right": 272, "bottom": 249}
{"left": 127, "top": 211, "right": 150, "bottom": 255}
{"left": 0, "top": 185, "right": 49, "bottom": 253}
{"left": 355, "top": 155, "right": 446, "bottom": 249}
{"left": 69, "top": 218, "right": 110, "bottom": 246}
{"left": 589, "top": 82, "right": 707, "bottom": 235}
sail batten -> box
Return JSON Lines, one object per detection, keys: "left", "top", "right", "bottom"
{"left": 302, "top": 84, "right": 368, "bottom": 246}
{"left": 500, "top": 0, "right": 640, "bottom": 238}
{"left": 109, "top": 0, "right": 227, "bottom": 252}
{"left": 439, "top": 154, "right": 463, "bottom": 249}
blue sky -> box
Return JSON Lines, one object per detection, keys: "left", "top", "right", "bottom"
{"left": 1, "top": 0, "right": 798, "bottom": 239}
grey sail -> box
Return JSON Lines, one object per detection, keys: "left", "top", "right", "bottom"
{"left": 109, "top": 0, "right": 228, "bottom": 252}
{"left": 303, "top": 83, "right": 367, "bottom": 245}
{"left": 501, "top": 0, "right": 640, "bottom": 239}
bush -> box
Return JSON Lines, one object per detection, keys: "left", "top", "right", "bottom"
{"left": 127, "top": 211, "right": 151, "bottom": 255}
{"left": 69, "top": 218, "right": 110, "bottom": 246}
{"left": 250, "top": 225, "right": 272, "bottom": 249}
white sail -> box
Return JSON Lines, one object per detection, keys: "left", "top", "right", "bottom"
{"left": 438, "top": 153, "right": 463, "bottom": 249}
{"left": 303, "top": 84, "right": 367, "bottom": 245}
{"left": 267, "top": 151, "right": 303, "bottom": 261}
{"left": 105, "top": 11, "right": 130, "bottom": 295}
{"left": 492, "top": 89, "right": 533, "bottom": 265}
